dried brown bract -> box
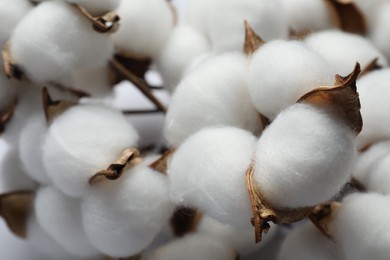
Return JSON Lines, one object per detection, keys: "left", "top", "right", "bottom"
{"left": 72, "top": 4, "right": 120, "bottom": 33}
{"left": 360, "top": 58, "right": 383, "bottom": 78}
{"left": 42, "top": 87, "right": 77, "bottom": 125}
{"left": 309, "top": 201, "right": 342, "bottom": 238}
{"left": 2, "top": 41, "right": 23, "bottom": 79}
{"left": 243, "top": 20, "right": 265, "bottom": 56}
{"left": 149, "top": 149, "right": 175, "bottom": 175}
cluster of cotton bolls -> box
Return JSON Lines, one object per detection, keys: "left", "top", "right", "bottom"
{"left": 2, "top": 0, "right": 390, "bottom": 259}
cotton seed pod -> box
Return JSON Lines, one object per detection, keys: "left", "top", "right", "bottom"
{"left": 9, "top": 1, "right": 114, "bottom": 84}
{"left": 304, "top": 30, "right": 388, "bottom": 76}
{"left": 81, "top": 162, "right": 174, "bottom": 258}
{"left": 113, "top": 0, "right": 175, "bottom": 58}
{"left": 370, "top": 2, "right": 390, "bottom": 66}
{"left": 334, "top": 193, "right": 390, "bottom": 260}
{"left": 366, "top": 154, "right": 390, "bottom": 195}
{"left": 279, "top": 222, "right": 341, "bottom": 260}
{"left": 247, "top": 40, "right": 334, "bottom": 120}
{"left": 34, "top": 186, "right": 100, "bottom": 258}
{"left": 356, "top": 69, "right": 390, "bottom": 149}
{"left": 208, "top": 0, "right": 288, "bottom": 53}
{"left": 168, "top": 127, "right": 256, "bottom": 230}
{"left": 148, "top": 233, "right": 237, "bottom": 260}
{"left": 164, "top": 52, "right": 263, "bottom": 147}
{"left": 43, "top": 104, "right": 139, "bottom": 197}
{"left": 155, "top": 25, "right": 211, "bottom": 92}
{"left": 353, "top": 0, "right": 387, "bottom": 28}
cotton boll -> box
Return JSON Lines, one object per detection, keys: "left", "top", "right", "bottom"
{"left": 254, "top": 103, "right": 356, "bottom": 208}
{"left": 247, "top": 40, "right": 334, "bottom": 120}
{"left": 370, "top": 2, "right": 390, "bottom": 63}
{"left": 148, "top": 233, "right": 237, "bottom": 260}
{"left": 10, "top": 1, "right": 114, "bottom": 84}
{"left": 279, "top": 222, "right": 341, "bottom": 260}
{"left": 334, "top": 193, "right": 390, "bottom": 260}
{"left": 113, "top": 0, "right": 174, "bottom": 58}
{"left": 43, "top": 104, "right": 138, "bottom": 197}
{"left": 367, "top": 154, "right": 390, "bottom": 194}
{"left": 356, "top": 69, "right": 390, "bottom": 149}
{"left": 196, "top": 215, "right": 277, "bottom": 257}
{"left": 304, "top": 30, "right": 388, "bottom": 76}
{"left": 34, "top": 186, "right": 100, "bottom": 258}
{"left": 184, "top": 0, "right": 220, "bottom": 37}
{"left": 208, "top": 0, "right": 288, "bottom": 52}
{"left": 353, "top": 0, "right": 387, "bottom": 28}
{"left": 168, "top": 127, "right": 256, "bottom": 230}
{"left": 82, "top": 163, "right": 174, "bottom": 258}
{"left": 155, "top": 25, "right": 210, "bottom": 92}
{"left": 164, "top": 52, "right": 262, "bottom": 147}
{"left": 280, "top": 0, "right": 335, "bottom": 33}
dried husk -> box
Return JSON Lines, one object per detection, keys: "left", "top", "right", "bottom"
{"left": 324, "top": 0, "right": 367, "bottom": 35}
{"left": 289, "top": 29, "right": 311, "bottom": 41}
{"left": 0, "top": 191, "right": 34, "bottom": 238}
{"left": 170, "top": 206, "right": 203, "bottom": 237}
{"left": 297, "top": 62, "right": 362, "bottom": 135}
{"left": 72, "top": 4, "right": 120, "bottom": 33}
{"left": 246, "top": 162, "right": 314, "bottom": 243}
{"left": 359, "top": 58, "right": 383, "bottom": 78}
{"left": 2, "top": 41, "right": 23, "bottom": 79}
{"left": 42, "top": 87, "right": 77, "bottom": 125}
{"left": 309, "top": 201, "right": 342, "bottom": 238}
{"left": 89, "top": 148, "right": 142, "bottom": 184}
{"left": 149, "top": 149, "right": 175, "bottom": 175}
{"left": 243, "top": 20, "right": 265, "bottom": 56}
{"left": 0, "top": 101, "right": 16, "bottom": 134}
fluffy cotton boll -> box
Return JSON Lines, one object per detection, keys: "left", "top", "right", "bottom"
{"left": 168, "top": 127, "right": 256, "bottom": 229}
{"left": 184, "top": 0, "right": 221, "bottom": 37}
{"left": 367, "top": 155, "right": 390, "bottom": 194}
{"left": 356, "top": 69, "right": 390, "bottom": 149}
{"left": 196, "top": 215, "right": 277, "bottom": 257}
{"left": 254, "top": 103, "right": 356, "bottom": 208}
{"left": 0, "top": 0, "right": 33, "bottom": 47}
{"left": 247, "top": 40, "right": 334, "bottom": 120}
{"left": 334, "top": 193, "right": 390, "bottom": 260}
{"left": 70, "top": 65, "right": 112, "bottom": 97}
{"left": 43, "top": 104, "right": 138, "bottom": 197}
{"left": 279, "top": 222, "right": 341, "bottom": 260}
{"left": 19, "top": 114, "right": 50, "bottom": 185}
{"left": 113, "top": 0, "right": 174, "bottom": 58}
{"left": 0, "top": 69, "right": 18, "bottom": 112}
{"left": 353, "top": 140, "right": 390, "bottom": 186}
{"left": 370, "top": 2, "right": 390, "bottom": 62}
{"left": 164, "top": 52, "right": 262, "bottom": 147}
{"left": 34, "top": 186, "right": 100, "bottom": 258}
{"left": 353, "top": 0, "right": 388, "bottom": 28}
{"left": 304, "top": 30, "right": 388, "bottom": 76}
{"left": 280, "top": 0, "right": 335, "bottom": 33}
{"left": 10, "top": 1, "right": 114, "bottom": 84}
{"left": 148, "top": 233, "right": 237, "bottom": 260}
{"left": 208, "top": 0, "right": 288, "bottom": 52}
{"left": 0, "top": 149, "right": 37, "bottom": 192}
{"left": 155, "top": 25, "right": 211, "bottom": 92}
{"left": 82, "top": 163, "right": 174, "bottom": 257}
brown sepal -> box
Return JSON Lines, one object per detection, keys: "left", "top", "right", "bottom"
{"left": 149, "top": 149, "right": 175, "bottom": 175}
{"left": 0, "top": 101, "right": 16, "bottom": 134}
{"left": 2, "top": 41, "right": 23, "bottom": 79}
{"left": 297, "top": 62, "right": 362, "bottom": 135}
{"left": 309, "top": 201, "right": 342, "bottom": 238}
{"left": 0, "top": 191, "right": 34, "bottom": 238}
{"left": 89, "top": 148, "right": 142, "bottom": 185}
{"left": 110, "top": 54, "right": 152, "bottom": 85}
{"left": 324, "top": 0, "right": 367, "bottom": 35}
{"left": 49, "top": 82, "right": 91, "bottom": 98}
{"left": 170, "top": 206, "right": 203, "bottom": 237}
{"left": 72, "top": 4, "right": 120, "bottom": 33}
{"left": 289, "top": 29, "right": 311, "bottom": 40}
{"left": 42, "top": 87, "right": 77, "bottom": 125}
{"left": 243, "top": 20, "right": 266, "bottom": 56}
{"left": 360, "top": 58, "right": 383, "bottom": 78}
{"left": 246, "top": 162, "right": 314, "bottom": 243}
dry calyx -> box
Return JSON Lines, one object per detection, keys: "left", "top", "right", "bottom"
{"left": 246, "top": 63, "right": 362, "bottom": 242}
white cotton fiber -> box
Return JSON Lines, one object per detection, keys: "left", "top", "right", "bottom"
{"left": 280, "top": 0, "right": 335, "bottom": 33}
{"left": 168, "top": 127, "right": 256, "bottom": 230}
{"left": 148, "top": 233, "right": 237, "bottom": 260}
{"left": 19, "top": 114, "right": 50, "bottom": 185}
{"left": 155, "top": 25, "right": 210, "bottom": 92}
{"left": 279, "top": 222, "right": 341, "bottom": 260}
{"left": 34, "top": 186, "right": 100, "bottom": 258}
{"left": 247, "top": 40, "right": 334, "bottom": 120}
{"left": 0, "top": 0, "right": 33, "bottom": 47}
{"left": 356, "top": 69, "right": 390, "bottom": 149}
{"left": 208, "top": 0, "right": 288, "bottom": 52}
{"left": 0, "top": 69, "right": 18, "bottom": 112}
{"left": 184, "top": 0, "right": 220, "bottom": 37}
{"left": 164, "top": 52, "right": 262, "bottom": 147}
{"left": 353, "top": 0, "right": 387, "bottom": 28}
{"left": 196, "top": 215, "right": 277, "bottom": 257}
{"left": 334, "top": 193, "right": 390, "bottom": 260}
{"left": 254, "top": 103, "right": 356, "bottom": 208}
{"left": 370, "top": 2, "right": 390, "bottom": 63}
{"left": 43, "top": 104, "right": 139, "bottom": 197}
{"left": 367, "top": 154, "right": 390, "bottom": 195}
{"left": 70, "top": 64, "right": 112, "bottom": 97}
{"left": 113, "top": 0, "right": 174, "bottom": 58}
{"left": 10, "top": 1, "right": 114, "bottom": 84}
{"left": 82, "top": 163, "right": 174, "bottom": 258}
{"left": 304, "top": 30, "right": 388, "bottom": 76}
